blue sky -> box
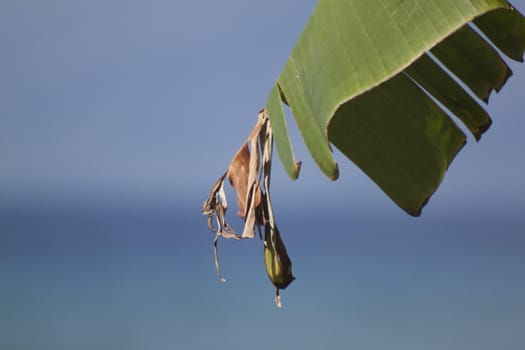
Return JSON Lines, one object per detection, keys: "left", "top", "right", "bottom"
{"left": 1, "top": 0, "right": 316, "bottom": 200}
{"left": 1, "top": 0, "right": 524, "bottom": 216}
{"left": 1, "top": 2, "right": 525, "bottom": 350}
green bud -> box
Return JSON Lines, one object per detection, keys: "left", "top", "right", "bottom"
{"left": 263, "top": 224, "right": 295, "bottom": 307}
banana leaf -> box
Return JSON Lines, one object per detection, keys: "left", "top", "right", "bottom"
{"left": 265, "top": 0, "right": 525, "bottom": 216}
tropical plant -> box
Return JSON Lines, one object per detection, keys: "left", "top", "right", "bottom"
{"left": 203, "top": 0, "right": 525, "bottom": 307}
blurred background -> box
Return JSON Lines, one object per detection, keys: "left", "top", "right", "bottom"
{"left": 1, "top": 1, "right": 524, "bottom": 349}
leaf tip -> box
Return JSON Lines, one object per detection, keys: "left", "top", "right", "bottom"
{"left": 475, "top": 117, "right": 492, "bottom": 142}
{"left": 328, "top": 162, "right": 340, "bottom": 181}
{"left": 291, "top": 160, "right": 302, "bottom": 180}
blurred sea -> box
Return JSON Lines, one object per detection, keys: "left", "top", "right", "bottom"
{"left": 1, "top": 196, "right": 524, "bottom": 350}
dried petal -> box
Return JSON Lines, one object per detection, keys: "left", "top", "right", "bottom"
{"left": 227, "top": 143, "right": 251, "bottom": 218}
{"left": 202, "top": 172, "right": 240, "bottom": 282}
{"left": 202, "top": 172, "right": 227, "bottom": 232}
{"left": 226, "top": 114, "right": 265, "bottom": 219}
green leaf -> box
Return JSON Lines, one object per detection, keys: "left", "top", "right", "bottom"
{"left": 474, "top": 6, "right": 525, "bottom": 62}
{"left": 266, "top": 85, "right": 301, "bottom": 180}
{"left": 405, "top": 54, "right": 492, "bottom": 141}
{"left": 430, "top": 25, "right": 512, "bottom": 102}
{"left": 328, "top": 73, "right": 466, "bottom": 216}
{"left": 265, "top": 0, "right": 525, "bottom": 215}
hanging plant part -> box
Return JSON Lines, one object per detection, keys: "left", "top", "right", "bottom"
{"left": 259, "top": 116, "right": 295, "bottom": 308}
{"left": 263, "top": 224, "right": 295, "bottom": 308}
{"left": 201, "top": 172, "right": 240, "bottom": 282}
{"left": 202, "top": 109, "right": 295, "bottom": 307}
